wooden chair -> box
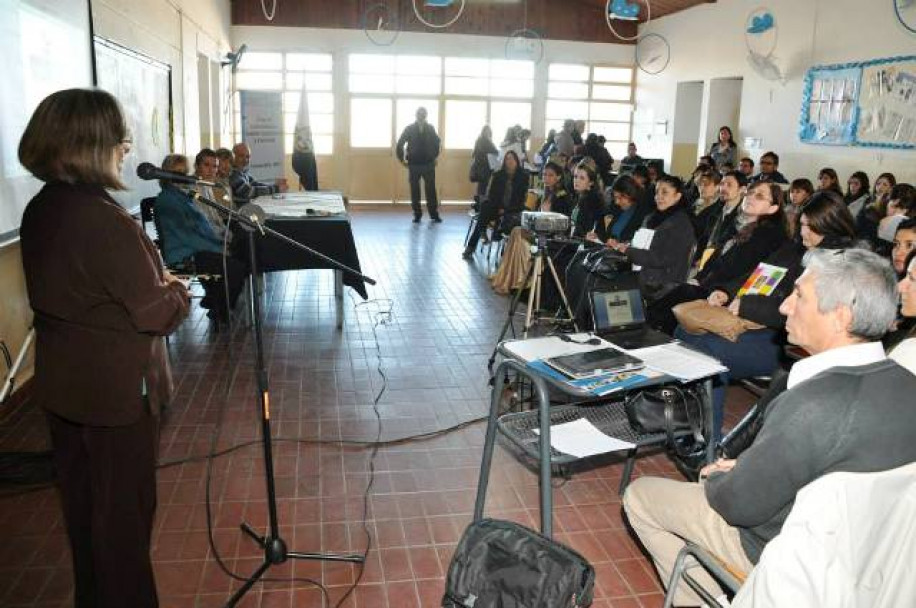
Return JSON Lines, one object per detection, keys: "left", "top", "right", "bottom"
{"left": 663, "top": 543, "right": 746, "bottom": 608}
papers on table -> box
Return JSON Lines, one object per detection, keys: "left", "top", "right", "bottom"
{"left": 532, "top": 418, "right": 635, "bottom": 458}
{"left": 256, "top": 191, "right": 347, "bottom": 217}
{"left": 632, "top": 342, "right": 727, "bottom": 382}
{"left": 503, "top": 334, "right": 614, "bottom": 363}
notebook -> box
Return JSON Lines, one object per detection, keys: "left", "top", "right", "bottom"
{"left": 590, "top": 288, "right": 675, "bottom": 350}
{"left": 544, "top": 348, "right": 644, "bottom": 379}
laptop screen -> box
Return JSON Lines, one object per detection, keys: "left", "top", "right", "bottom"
{"left": 591, "top": 289, "right": 646, "bottom": 332}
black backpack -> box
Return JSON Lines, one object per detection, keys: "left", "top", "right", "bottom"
{"left": 442, "top": 519, "right": 595, "bottom": 607}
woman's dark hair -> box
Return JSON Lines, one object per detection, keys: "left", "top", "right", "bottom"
{"left": 846, "top": 171, "right": 870, "bottom": 200}
{"left": 575, "top": 160, "right": 599, "bottom": 191}
{"left": 799, "top": 191, "right": 856, "bottom": 241}
{"left": 19, "top": 88, "right": 129, "bottom": 190}
{"left": 501, "top": 150, "right": 520, "bottom": 172}
{"left": 874, "top": 172, "right": 897, "bottom": 196}
{"left": 790, "top": 178, "right": 815, "bottom": 197}
{"left": 748, "top": 180, "right": 789, "bottom": 236}
{"left": 656, "top": 174, "right": 685, "bottom": 195}
{"left": 543, "top": 161, "right": 564, "bottom": 177}
{"left": 818, "top": 167, "right": 843, "bottom": 195}
{"left": 718, "top": 126, "right": 734, "bottom": 146}
{"left": 611, "top": 174, "right": 643, "bottom": 202}
{"left": 890, "top": 184, "right": 916, "bottom": 214}
{"left": 631, "top": 165, "right": 650, "bottom": 182}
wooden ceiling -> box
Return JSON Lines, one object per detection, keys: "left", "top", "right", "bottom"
{"left": 231, "top": 0, "right": 716, "bottom": 44}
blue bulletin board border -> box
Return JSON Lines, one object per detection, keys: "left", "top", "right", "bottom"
{"left": 799, "top": 55, "right": 916, "bottom": 149}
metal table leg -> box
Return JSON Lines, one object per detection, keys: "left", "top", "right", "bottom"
{"left": 334, "top": 270, "right": 343, "bottom": 329}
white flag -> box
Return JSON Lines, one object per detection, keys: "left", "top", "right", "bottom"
{"left": 294, "top": 79, "right": 314, "bottom": 154}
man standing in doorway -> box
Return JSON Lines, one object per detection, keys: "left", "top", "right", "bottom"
{"left": 396, "top": 107, "right": 442, "bottom": 223}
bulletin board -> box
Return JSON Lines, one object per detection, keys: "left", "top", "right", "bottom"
{"left": 799, "top": 55, "right": 916, "bottom": 149}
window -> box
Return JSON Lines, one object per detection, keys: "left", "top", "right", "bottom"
{"left": 490, "top": 101, "right": 532, "bottom": 148}
{"left": 234, "top": 51, "right": 334, "bottom": 154}
{"left": 395, "top": 99, "right": 439, "bottom": 140}
{"left": 350, "top": 98, "right": 392, "bottom": 148}
{"left": 545, "top": 63, "right": 634, "bottom": 157}
{"left": 443, "top": 57, "right": 534, "bottom": 99}
{"left": 444, "top": 100, "right": 487, "bottom": 149}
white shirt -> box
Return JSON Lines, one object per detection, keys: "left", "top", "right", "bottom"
{"left": 786, "top": 341, "right": 886, "bottom": 389}
{"left": 890, "top": 338, "right": 916, "bottom": 376}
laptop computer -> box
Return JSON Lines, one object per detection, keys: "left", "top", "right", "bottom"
{"left": 544, "top": 348, "right": 644, "bottom": 379}
{"left": 590, "top": 288, "right": 675, "bottom": 350}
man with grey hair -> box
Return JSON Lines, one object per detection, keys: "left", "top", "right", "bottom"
{"left": 623, "top": 247, "right": 916, "bottom": 606}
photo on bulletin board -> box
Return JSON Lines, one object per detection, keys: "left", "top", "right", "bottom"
{"left": 799, "top": 55, "right": 916, "bottom": 150}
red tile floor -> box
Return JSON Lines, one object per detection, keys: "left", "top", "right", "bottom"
{"left": 0, "top": 207, "right": 755, "bottom": 607}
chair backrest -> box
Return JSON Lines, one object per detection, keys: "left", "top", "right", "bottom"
{"left": 733, "top": 462, "right": 916, "bottom": 608}
{"left": 139, "top": 196, "right": 160, "bottom": 244}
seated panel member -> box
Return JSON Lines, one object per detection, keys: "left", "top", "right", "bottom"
{"left": 229, "top": 142, "right": 286, "bottom": 204}
{"left": 623, "top": 247, "right": 916, "bottom": 606}
{"left": 154, "top": 154, "right": 248, "bottom": 322}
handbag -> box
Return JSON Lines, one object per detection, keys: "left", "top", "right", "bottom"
{"left": 624, "top": 384, "right": 706, "bottom": 456}
{"left": 672, "top": 299, "right": 764, "bottom": 342}
{"left": 581, "top": 247, "right": 630, "bottom": 280}
{"left": 442, "top": 518, "right": 595, "bottom": 608}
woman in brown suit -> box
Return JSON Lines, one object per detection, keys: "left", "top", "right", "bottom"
{"left": 18, "top": 89, "right": 190, "bottom": 608}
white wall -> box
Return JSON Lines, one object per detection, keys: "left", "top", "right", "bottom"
{"left": 230, "top": 26, "right": 637, "bottom": 199}
{"left": 635, "top": 0, "right": 916, "bottom": 184}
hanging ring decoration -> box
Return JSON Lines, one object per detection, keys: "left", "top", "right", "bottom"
{"left": 893, "top": 0, "right": 916, "bottom": 35}
{"left": 605, "top": 0, "right": 651, "bottom": 42}
{"left": 412, "top": 0, "right": 466, "bottom": 29}
{"left": 744, "top": 7, "right": 779, "bottom": 59}
{"left": 505, "top": 29, "right": 545, "bottom": 64}
{"left": 260, "top": 0, "right": 277, "bottom": 22}
{"left": 635, "top": 33, "right": 670, "bottom": 74}
{"left": 363, "top": 3, "right": 401, "bottom": 46}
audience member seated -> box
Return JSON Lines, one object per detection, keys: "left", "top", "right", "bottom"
{"left": 708, "top": 126, "right": 737, "bottom": 171}
{"left": 877, "top": 183, "right": 916, "bottom": 249}
{"left": 463, "top": 150, "right": 528, "bottom": 259}
{"left": 690, "top": 170, "right": 747, "bottom": 268}
{"left": 785, "top": 178, "right": 814, "bottom": 236}
{"left": 624, "top": 247, "right": 916, "bottom": 606}
{"left": 689, "top": 170, "right": 722, "bottom": 254}
{"left": 646, "top": 160, "right": 664, "bottom": 187}
{"left": 191, "top": 148, "right": 230, "bottom": 240}
{"left": 621, "top": 142, "right": 644, "bottom": 168}
{"left": 605, "top": 175, "right": 697, "bottom": 302}
{"left": 229, "top": 142, "right": 285, "bottom": 205}
{"left": 889, "top": 250, "right": 916, "bottom": 374}
{"left": 816, "top": 167, "right": 843, "bottom": 196}
{"left": 649, "top": 181, "right": 789, "bottom": 334}
{"left": 681, "top": 162, "right": 711, "bottom": 208}
{"left": 738, "top": 156, "right": 754, "bottom": 179}
{"left": 844, "top": 170, "right": 871, "bottom": 220}
{"left": 154, "top": 154, "right": 248, "bottom": 322}
{"left": 892, "top": 218, "right": 916, "bottom": 277}
{"left": 214, "top": 147, "right": 235, "bottom": 207}
{"left": 592, "top": 174, "right": 650, "bottom": 244}
{"left": 489, "top": 161, "right": 573, "bottom": 294}
{"left": 676, "top": 191, "right": 857, "bottom": 440}
{"left": 569, "top": 160, "right": 606, "bottom": 238}
{"left": 584, "top": 133, "right": 613, "bottom": 188}
{"left": 750, "top": 151, "right": 788, "bottom": 185}
{"left": 857, "top": 172, "right": 897, "bottom": 247}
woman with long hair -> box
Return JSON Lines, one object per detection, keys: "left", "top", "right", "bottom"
{"left": 470, "top": 125, "right": 498, "bottom": 204}
{"left": 817, "top": 167, "right": 843, "bottom": 196}
{"left": 889, "top": 249, "right": 916, "bottom": 374}
{"left": 858, "top": 172, "right": 898, "bottom": 246}
{"left": 570, "top": 160, "right": 606, "bottom": 238}
{"left": 844, "top": 170, "right": 871, "bottom": 220}
{"left": 463, "top": 150, "right": 529, "bottom": 258}
{"left": 709, "top": 126, "right": 737, "bottom": 170}
{"left": 18, "top": 88, "right": 190, "bottom": 607}
{"left": 676, "top": 191, "right": 857, "bottom": 440}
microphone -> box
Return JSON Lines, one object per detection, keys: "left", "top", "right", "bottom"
{"left": 137, "top": 162, "right": 206, "bottom": 185}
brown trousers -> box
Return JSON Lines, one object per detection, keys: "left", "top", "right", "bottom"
{"left": 46, "top": 409, "right": 159, "bottom": 608}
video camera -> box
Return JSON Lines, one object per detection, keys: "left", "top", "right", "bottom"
{"left": 521, "top": 211, "right": 570, "bottom": 235}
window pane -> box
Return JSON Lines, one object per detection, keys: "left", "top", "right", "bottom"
{"left": 349, "top": 73, "right": 394, "bottom": 93}
{"left": 545, "top": 99, "right": 588, "bottom": 120}
{"left": 606, "top": 141, "right": 627, "bottom": 160}
{"left": 490, "top": 101, "right": 531, "bottom": 150}
{"left": 283, "top": 92, "right": 335, "bottom": 114}
{"left": 445, "top": 57, "right": 489, "bottom": 76}
{"left": 396, "top": 99, "right": 439, "bottom": 139}
{"left": 283, "top": 91, "right": 299, "bottom": 113}
{"left": 284, "top": 113, "right": 297, "bottom": 132}
{"left": 490, "top": 78, "right": 533, "bottom": 98}
{"left": 286, "top": 72, "right": 332, "bottom": 91}
{"left": 349, "top": 54, "right": 395, "bottom": 74}
{"left": 593, "top": 66, "right": 633, "bottom": 83}
{"left": 444, "top": 100, "right": 487, "bottom": 149}
{"left": 592, "top": 84, "right": 632, "bottom": 101}
{"left": 590, "top": 121, "right": 630, "bottom": 140}
{"left": 491, "top": 59, "right": 533, "bottom": 79}
{"left": 351, "top": 98, "right": 392, "bottom": 147}
{"left": 545, "top": 119, "right": 565, "bottom": 137}
{"left": 396, "top": 74, "right": 441, "bottom": 95}
{"left": 396, "top": 55, "right": 441, "bottom": 75}
{"left": 286, "top": 53, "right": 332, "bottom": 72}
{"left": 235, "top": 72, "right": 283, "bottom": 90}
{"left": 589, "top": 102, "right": 632, "bottom": 122}
{"left": 238, "top": 52, "right": 282, "bottom": 71}
{"left": 313, "top": 134, "right": 333, "bottom": 155}
{"left": 547, "top": 82, "right": 589, "bottom": 99}
{"left": 445, "top": 76, "right": 488, "bottom": 96}
{"left": 548, "top": 63, "right": 589, "bottom": 81}
{"left": 310, "top": 114, "right": 334, "bottom": 135}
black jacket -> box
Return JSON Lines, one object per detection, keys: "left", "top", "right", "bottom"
{"left": 396, "top": 122, "right": 440, "bottom": 165}
{"left": 691, "top": 199, "right": 724, "bottom": 255}
{"left": 571, "top": 190, "right": 607, "bottom": 237}
{"left": 626, "top": 205, "right": 697, "bottom": 297}
{"left": 541, "top": 187, "right": 574, "bottom": 217}
{"left": 706, "top": 360, "right": 916, "bottom": 563}
{"left": 486, "top": 169, "right": 529, "bottom": 213}
{"left": 697, "top": 219, "right": 788, "bottom": 292}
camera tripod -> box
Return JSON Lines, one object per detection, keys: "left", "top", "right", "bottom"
{"left": 488, "top": 232, "right": 577, "bottom": 371}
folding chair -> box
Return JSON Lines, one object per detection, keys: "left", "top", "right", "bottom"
{"left": 664, "top": 544, "right": 745, "bottom": 608}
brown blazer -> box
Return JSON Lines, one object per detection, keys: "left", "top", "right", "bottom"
{"left": 20, "top": 182, "right": 190, "bottom": 426}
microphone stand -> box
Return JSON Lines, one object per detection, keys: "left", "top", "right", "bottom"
{"left": 175, "top": 182, "right": 374, "bottom": 606}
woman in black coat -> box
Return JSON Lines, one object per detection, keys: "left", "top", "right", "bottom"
{"left": 570, "top": 161, "right": 606, "bottom": 237}
{"left": 463, "top": 150, "right": 529, "bottom": 257}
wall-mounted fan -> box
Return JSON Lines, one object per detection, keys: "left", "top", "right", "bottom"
{"left": 363, "top": 3, "right": 400, "bottom": 46}
{"left": 635, "top": 33, "right": 670, "bottom": 74}
{"left": 745, "top": 7, "right": 786, "bottom": 84}
{"left": 606, "top": 0, "right": 651, "bottom": 41}
{"left": 221, "top": 44, "right": 248, "bottom": 72}
{"left": 412, "top": 0, "right": 466, "bottom": 29}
